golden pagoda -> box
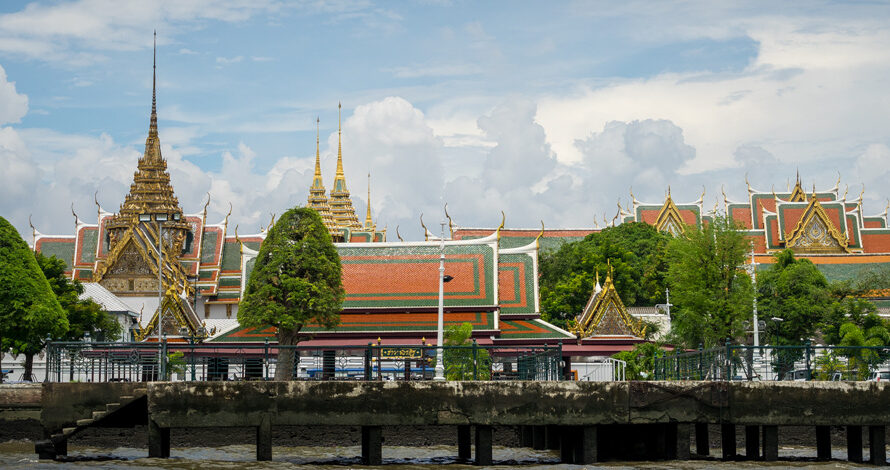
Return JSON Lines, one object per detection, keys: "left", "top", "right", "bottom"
{"left": 307, "top": 117, "right": 337, "bottom": 232}
{"left": 327, "top": 102, "right": 362, "bottom": 238}
{"left": 92, "top": 33, "right": 204, "bottom": 340}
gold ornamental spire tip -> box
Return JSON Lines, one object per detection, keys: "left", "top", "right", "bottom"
{"left": 150, "top": 30, "right": 157, "bottom": 133}
{"left": 335, "top": 103, "right": 345, "bottom": 179}
{"left": 365, "top": 172, "right": 373, "bottom": 228}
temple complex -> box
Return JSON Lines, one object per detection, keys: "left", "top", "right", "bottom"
{"left": 26, "top": 38, "right": 890, "bottom": 370}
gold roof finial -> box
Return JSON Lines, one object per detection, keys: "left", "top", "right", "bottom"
{"left": 496, "top": 211, "right": 505, "bottom": 240}
{"left": 420, "top": 212, "right": 429, "bottom": 241}
{"left": 444, "top": 203, "right": 455, "bottom": 237}
{"left": 535, "top": 220, "right": 545, "bottom": 250}
{"left": 396, "top": 225, "right": 404, "bottom": 242}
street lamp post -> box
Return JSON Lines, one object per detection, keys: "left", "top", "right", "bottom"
{"left": 749, "top": 248, "right": 760, "bottom": 347}
{"left": 434, "top": 220, "right": 446, "bottom": 381}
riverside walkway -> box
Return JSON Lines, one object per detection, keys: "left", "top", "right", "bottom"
{"left": 27, "top": 381, "right": 890, "bottom": 465}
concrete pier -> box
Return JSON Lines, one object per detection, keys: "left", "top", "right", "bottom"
{"left": 26, "top": 381, "right": 890, "bottom": 464}
{"left": 457, "top": 425, "right": 471, "bottom": 460}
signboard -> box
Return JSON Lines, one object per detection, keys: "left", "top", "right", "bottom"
{"left": 380, "top": 347, "right": 424, "bottom": 359}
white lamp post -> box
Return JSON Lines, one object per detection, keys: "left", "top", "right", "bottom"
{"left": 434, "top": 220, "right": 447, "bottom": 381}
{"left": 138, "top": 212, "right": 180, "bottom": 343}
{"left": 748, "top": 248, "right": 760, "bottom": 347}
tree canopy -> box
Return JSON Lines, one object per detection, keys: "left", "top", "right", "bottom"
{"left": 0, "top": 216, "right": 68, "bottom": 381}
{"left": 665, "top": 215, "right": 753, "bottom": 348}
{"left": 36, "top": 253, "right": 122, "bottom": 342}
{"left": 540, "top": 222, "right": 669, "bottom": 329}
{"left": 238, "top": 207, "right": 345, "bottom": 380}
{"left": 756, "top": 249, "right": 832, "bottom": 345}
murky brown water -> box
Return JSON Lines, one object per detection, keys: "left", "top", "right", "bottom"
{"left": 0, "top": 441, "right": 884, "bottom": 469}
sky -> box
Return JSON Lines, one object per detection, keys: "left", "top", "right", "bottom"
{"left": 2, "top": 1, "right": 890, "bottom": 241}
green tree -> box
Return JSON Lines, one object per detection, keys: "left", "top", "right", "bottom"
{"left": 0, "top": 217, "right": 68, "bottom": 381}
{"left": 238, "top": 207, "right": 345, "bottom": 380}
{"left": 756, "top": 250, "right": 832, "bottom": 345}
{"left": 540, "top": 223, "right": 670, "bottom": 329}
{"left": 442, "top": 322, "right": 491, "bottom": 380}
{"left": 665, "top": 215, "right": 753, "bottom": 348}
{"left": 611, "top": 342, "right": 664, "bottom": 380}
{"left": 36, "top": 253, "right": 122, "bottom": 342}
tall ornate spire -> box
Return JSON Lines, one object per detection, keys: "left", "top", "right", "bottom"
{"left": 307, "top": 117, "right": 336, "bottom": 231}
{"left": 364, "top": 173, "right": 375, "bottom": 231}
{"left": 106, "top": 31, "right": 187, "bottom": 234}
{"left": 150, "top": 30, "right": 157, "bottom": 134}
{"left": 328, "top": 102, "right": 361, "bottom": 237}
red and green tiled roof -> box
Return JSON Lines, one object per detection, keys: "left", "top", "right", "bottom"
{"left": 338, "top": 243, "right": 496, "bottom": 308}
{"left": 498, "top": 252, "right": 536, "bottom": 315}
{"left": 210, "top": 311, "right": 497, "bottom": 342}
{"left": 498, "top": 319, "right": 573, "bottom": 340}
{"left": 453, "top": 228, "right": 593, "bottom": 251}
{"left": 34, "top": 237, "right": 75, "bottom": 271}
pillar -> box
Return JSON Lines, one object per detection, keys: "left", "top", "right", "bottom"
{"left": 148, "top": 419, "right": 170, "bottom": 458}
{"left": 532, "top": 425, "right": 546, "bottom": 450}
{"left": 572, "top": 425, "right": 598, "bottom": 464}
{"left": 815, "top": 425, "right": 831, "bottom": 461}
{"left": 457, "top": 425, "right": 471, "bottom": 461}
{"left": 695, "top": 423, "right": 709, "bottom": 456}
{"left": 869, "top": 425, "right": 886, "bottom": 466}
{"left": 674, "top": 423, "right": 692, "bottom": 460}
{"left": 745, "top": 425, "right": 759, "bottom": 460}
{"left": 847, "top": 425, "right": 863, "bottom": 463}
{"left": 761, "top": 425, "right": 778, "bottom": 462}
{"left": 559, "top": 426, "right": 576, "bottom": 463}
{"left": 256, "top": 414, "right": 272, "bottom": 461}
{"left": 545, "top": 424, "right": 560, "bottom": 450}
{"left": 721, "top": 423, "right": 736, "bottom": 460}
{"left": 361, "top": 425, "right": 382, "bottom": 465}
{"left": 521, "top": 425, "right": 534, "bottom": 447}
{"left": 475, "top": 425, "right": 493, "bottom": 466}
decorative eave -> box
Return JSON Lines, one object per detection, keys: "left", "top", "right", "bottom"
{"left": 654, "top": 191, "right": 686, "bottom": 236}
{"left": 571, "top": 266, "right": 645, "bottom": 339}
{"left": 783, "top": 195, "right": 850, "bottom": 254}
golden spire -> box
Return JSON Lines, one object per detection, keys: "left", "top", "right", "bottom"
{"left": 328, "top": 101, "right": 361, "bottom": 236}
{"left": 311, "top": 117, "right": 324, "bottom": 189}
{"left": 336, "top": 102, "right": 345, "bottom": 183}
{"left": 364, "top": 172, "right": 375, "bottom": 231}
{"left": 307, "top": 117, "right": 335, "bottom": 231}
{"left": 150, "top": 30, "right": 158, "bottom": 136}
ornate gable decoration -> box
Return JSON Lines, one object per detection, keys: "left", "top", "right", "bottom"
{"left": 571, "top": 267, "right": 645, "bottom": 338}
{"left": 655, "top": 191, "right": 686, "bottom": 236}
{"left": 784, "top": 196, "right": 849, "bottom": 254}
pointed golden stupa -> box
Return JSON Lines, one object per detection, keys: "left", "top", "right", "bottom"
{"left": 307, "top": 117, "right": 337, "bottom": 232}
{"left": 327, "top": 102, "right": 362, "bottom": 237}
{"left": 363, "top": 173, "right": 376, "bottom": 231}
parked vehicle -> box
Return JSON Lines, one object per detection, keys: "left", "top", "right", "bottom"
{"left": 867, "top": 370, "right": 890, "bottom": 382}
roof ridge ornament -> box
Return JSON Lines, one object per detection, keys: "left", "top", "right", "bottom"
{"left": 396, "top": 225, "right": 404, "bottom": 242}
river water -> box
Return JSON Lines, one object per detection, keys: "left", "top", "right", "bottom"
{"left": 0, "top": 441, "right": 881, "bottom": 469}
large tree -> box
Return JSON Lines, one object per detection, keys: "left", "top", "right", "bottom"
{"left": 36, "top": 253, "right": 122, "bottom": 342}
{"left": 238, "top": 207, "right": 344, "bottom": 380}
{"left": 0, "top": 217, "right": 68, "bottom": 381}
{"left": 666, "top": 215, "right": 753, "bottom": 348}
{"left": 756, "top": 249, "right": 832, "bottom": 345}
{"left": 540, "top": 222, "right": 669, "bottom": 329}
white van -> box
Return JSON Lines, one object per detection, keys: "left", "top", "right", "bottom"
{"left": 867, "top": 370, "right": 890, "bottom": 382}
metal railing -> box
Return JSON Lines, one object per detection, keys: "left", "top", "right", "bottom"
{"left": 654, "top": 343, "right": 890, "bottom": 381}
{"left": 44, "top": 341, "right": 564, "bottom": 383}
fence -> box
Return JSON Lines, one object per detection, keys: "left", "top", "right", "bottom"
{"left": 575, "top": 358, "right": 627, "bottom": 381}
{"left": 654, "top": 343, "right": 890, "bottom": 381}
{"left": 43, "top": 341, "right": 563, "bottom": 383}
